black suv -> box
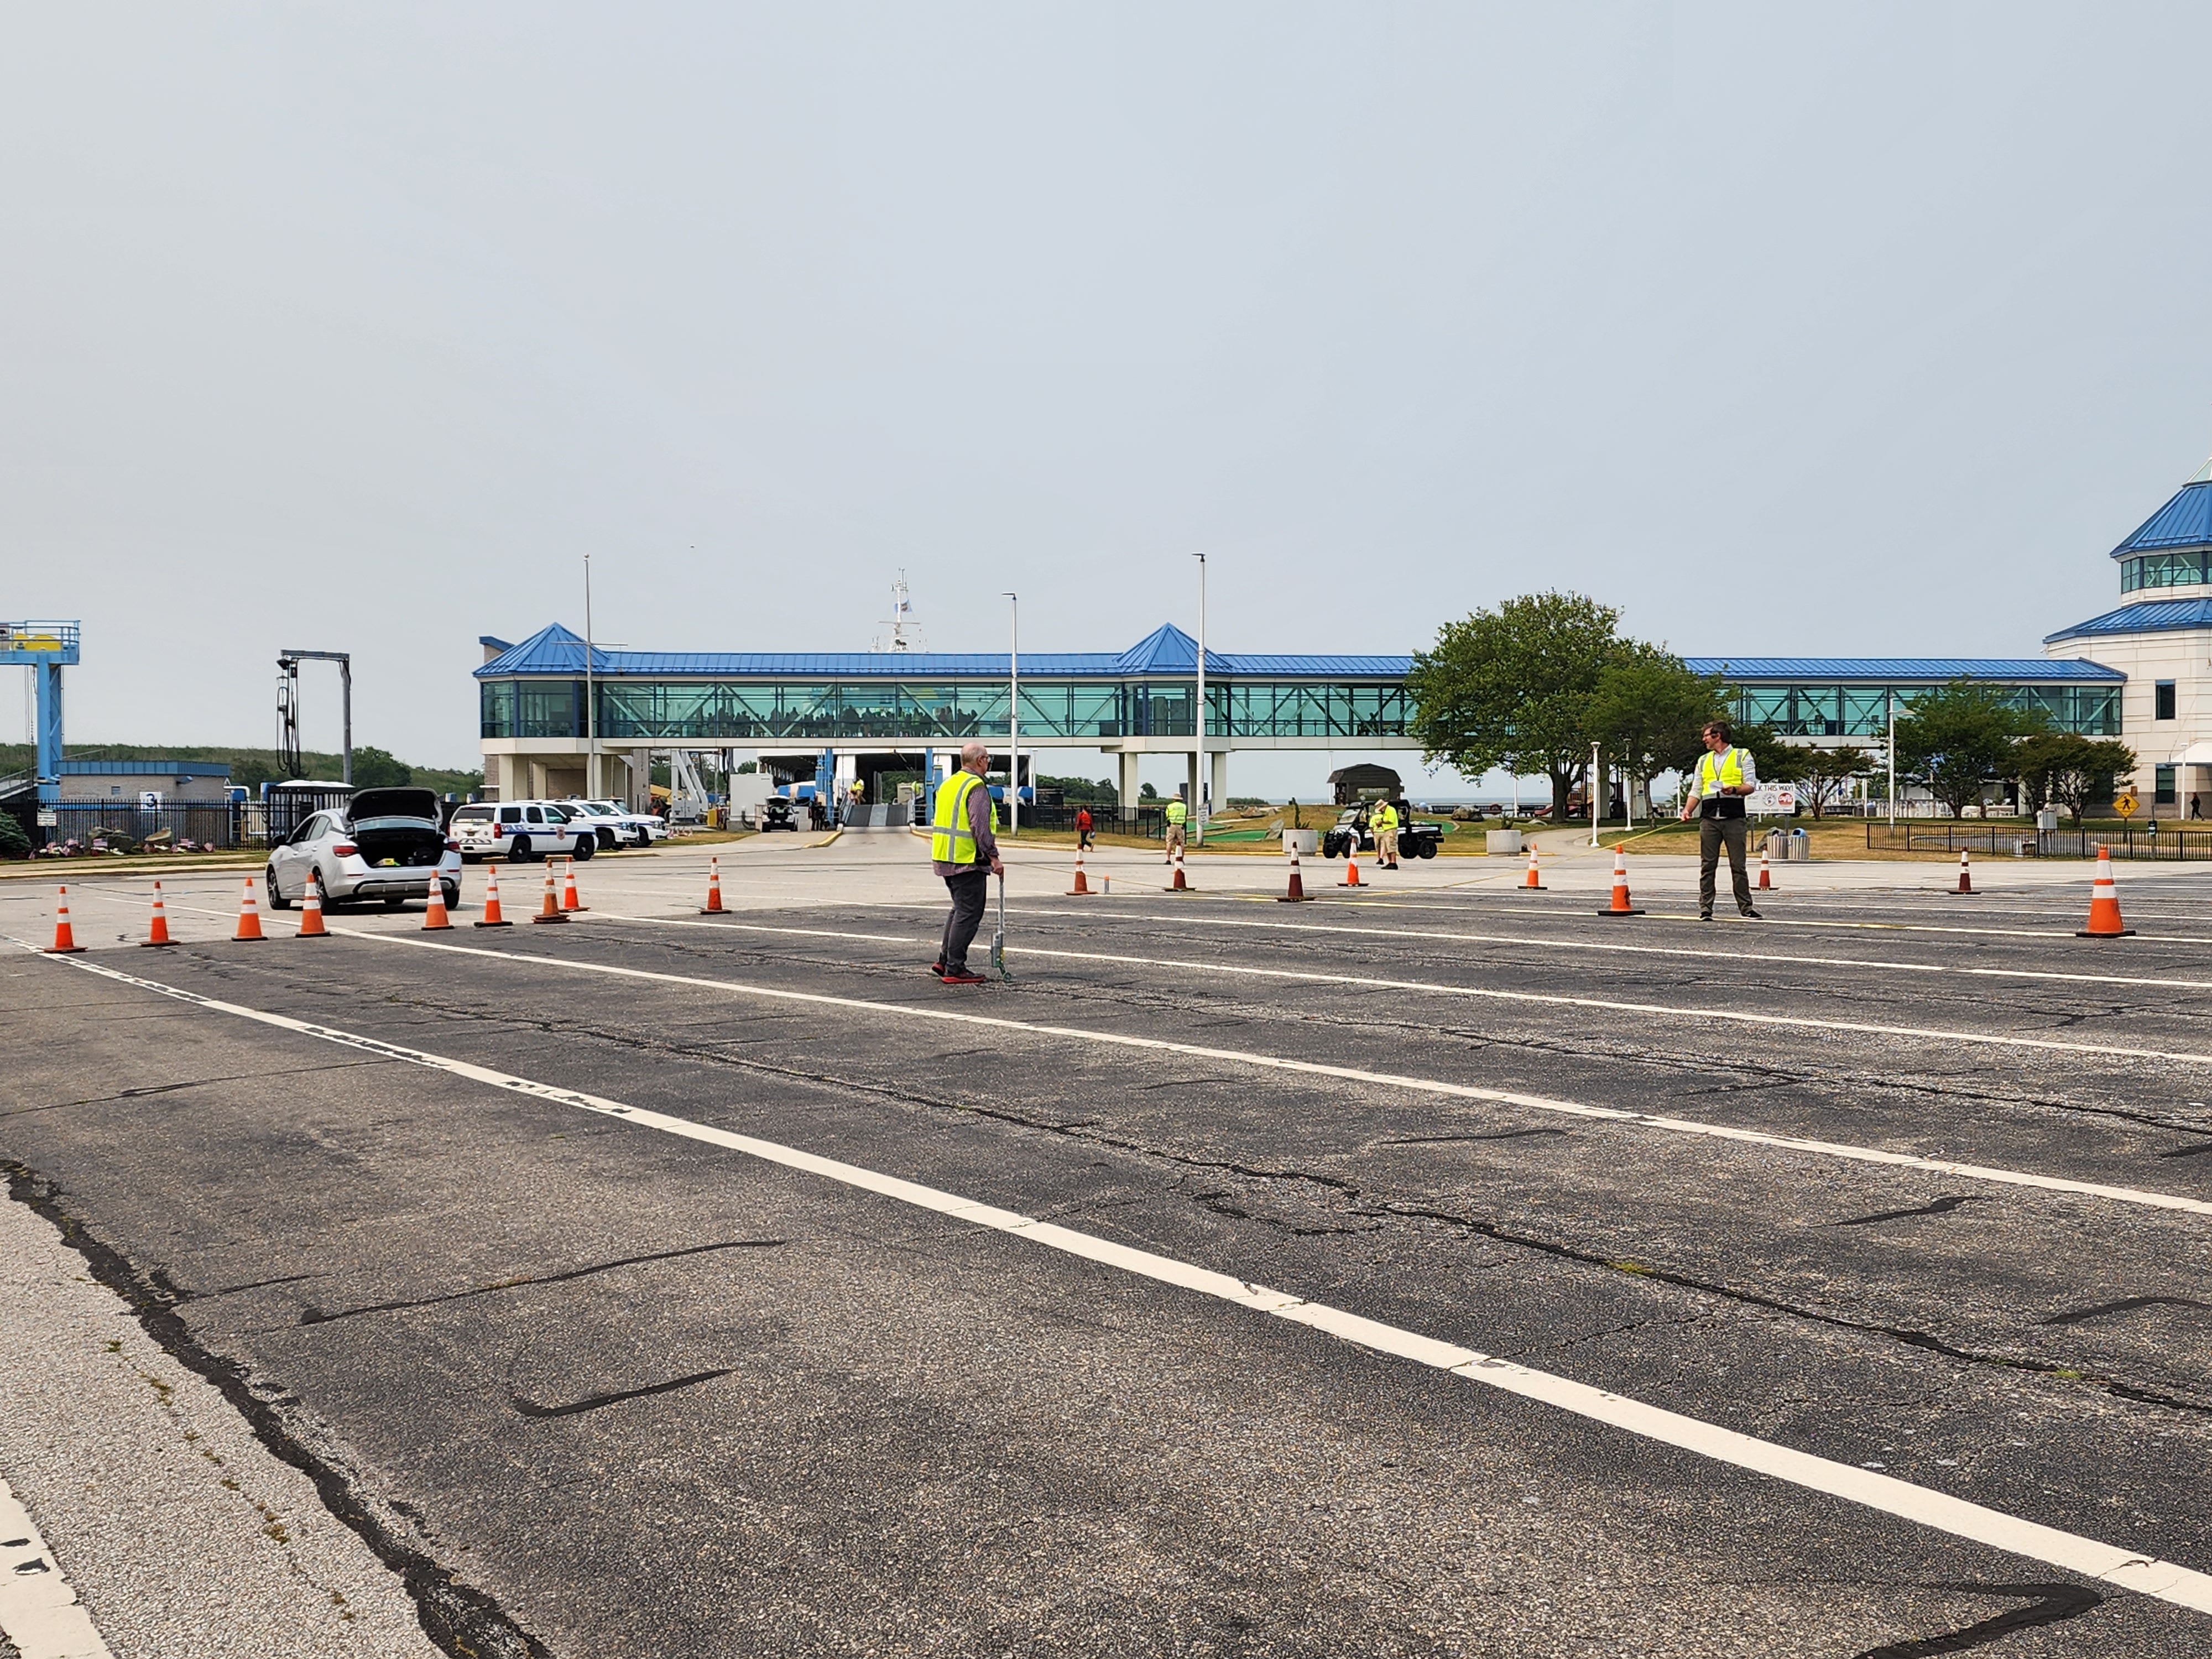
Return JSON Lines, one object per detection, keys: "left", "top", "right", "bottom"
{"left": 1321, "top": 800, "right": 1439, "bottom": 860}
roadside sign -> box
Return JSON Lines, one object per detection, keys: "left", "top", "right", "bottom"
{"left": 139, "top": 791, "right": 163, "bottom": 810}
{"left": 36, "top": 809, "right": 58, "bottom": 828}
{"left": 2114, "top": 791, "right": 2138, "bottom": 820}
{"left": 1749, "top": 782, "right": 1797, "bottom": 815}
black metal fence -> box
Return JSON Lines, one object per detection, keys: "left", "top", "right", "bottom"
{"left": 1866, "top": 823, "right": 2212, "bottom": 860}
{"left": 37, "top": 802, "right": 242, "bottom": 852}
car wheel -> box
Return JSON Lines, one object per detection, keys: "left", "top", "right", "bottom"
{"left": 1419, "top": 840, "right": 1437, "bottom": 859}
{"left": 265, "top": 865, "right": 291, "bottom": 909}
{"left": 572, "top": 837, "right": 594, "bottom": 862}
{"left": 596, "top": 827, "right": 617, "bottom": 852}
{"left": 384, "top": 895, "right": 406, "bottom": 909}
{"left": 633, "top": 826, "right": 651, "bottom": 848}
{"left": 443, "top": 880, "right": 460, "bottom": 910}
{"left": 511, "top": 834, "right": 533, "bottom": 862}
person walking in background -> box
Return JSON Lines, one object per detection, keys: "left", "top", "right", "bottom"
{"left": 1163, "top": 792, "right": 1187, "bottom": 863}
{"left": 1679, "top": 719, "right": 1761, "bottom": 921}
{"left": 1371, "top": 797, "right": 1400, "bottom": 869}
{"left": 930, "top": 742, "right": 1003, "bottom": 985}
{"left": 1076, "top": 804, "right": 1094, "bottom": 849}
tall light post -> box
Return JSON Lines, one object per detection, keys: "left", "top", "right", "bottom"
{"left": 1192, "top": 551, "right": 1207, "bottom": 846}
{"left": 1590, "top": 741, "right": 1601, "bottom": 847}
{"left": 1004, "top": 592, "right": 1019, "bottom": 834}
{"left": 1887, "top": 692, "right": 1897, "bottom": 830}
{"left": 583, "top": 554, "right": 598, "bottom": 800}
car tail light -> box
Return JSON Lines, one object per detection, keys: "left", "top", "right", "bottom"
{"left": 446, "top": 839, "right": 460, "bottom": 852}
{"left": 332, "top": 842, "right": 358, "bottom": 857}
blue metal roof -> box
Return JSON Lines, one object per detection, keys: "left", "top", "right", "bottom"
{"left": 1684, "top": 656, "right": 2124, "bottom": 682}
{"left": 476, "top": 623, "right": 1413, "bottom": 680}
{"left": 2045, "top": 597, "right": 2212, "bottom": 644}
{"left": 2109, "top": 478, "right": 2212, "bottom": 558}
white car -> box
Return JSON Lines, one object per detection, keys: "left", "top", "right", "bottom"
{"left": 448, "top": 800, "right": 594, "bottom": 863}
{"left": 266, "top": 788, "right": 463, "bottom": 910}
{"left": 561, "top": 799, "right": 669, "bottom": 850}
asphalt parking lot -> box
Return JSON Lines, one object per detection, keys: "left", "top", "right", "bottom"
{"left": 5, "top": 835, "right": 2212, "bottom": 1657}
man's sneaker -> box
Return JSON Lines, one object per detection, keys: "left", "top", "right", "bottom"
{"left": 928, "top": 960, "right": 945, "bottom": 977}
{"left": 1740, "top": 907, "right": 1762, "bottom": 919}
{"left": 1698, "top": 911, "right": 1714, "bottom": 922}
{"left": 940, "top": 969, "right": 988, "bottom": 985}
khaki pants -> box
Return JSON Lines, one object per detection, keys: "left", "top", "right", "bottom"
{"left": 1699, "top": 815, "right": 1754, "bottom": 915}
{"left": 1165, "top": 823, "right": 1186, "bottom": 858}
{"left": 1378, "top": 828, "right": 1399, "bottom": 865}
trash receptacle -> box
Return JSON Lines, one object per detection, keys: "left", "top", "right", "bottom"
{"left": 1486, "top": 828, "right": 1522, "bottom": 854}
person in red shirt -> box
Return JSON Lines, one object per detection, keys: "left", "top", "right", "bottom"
{"left": 1076, "top": 805, "right": 1093, "bottom": 849}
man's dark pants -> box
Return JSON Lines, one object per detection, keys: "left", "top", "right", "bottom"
{"left": 1699, "top": 814, "right": 1754, "bottom": 915}
{"left": 940, "top": 868, "right": 989, "bottom": 971}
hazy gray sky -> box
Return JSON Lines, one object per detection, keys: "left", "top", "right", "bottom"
{"left": 8, "top": 4, "right": 2212, "bottom": 792}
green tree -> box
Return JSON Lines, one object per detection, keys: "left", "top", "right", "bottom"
{"left": 1786, "top": 742, "right": 1875, "bottom": 818}
{"left": 2021, "top": 734, "right": 2136, "bottom": 827}
{"left": 1892, "top": 680, "right": 2048, "bottom": 818}
{"left": 1585, "top": 649, "right": 1725, "bottom": 815}
{"left": 1408, "top": 591, "right": 1626, "bottom": 817}
{"left": 348, "top": 747, "right": 413, "bottom": 789}
{"left": 0, "top": 812, "right": 31, "bottom": 860}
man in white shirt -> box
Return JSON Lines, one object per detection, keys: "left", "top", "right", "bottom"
{"left": 1678, "top": 720, "right": 1762, "bottom": 921}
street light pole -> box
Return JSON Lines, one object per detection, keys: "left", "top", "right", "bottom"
{"left": 1192, "top": 551, "right": 1207, "bottom": 846}
{"left": 1887, "top": 693, "right": 1896, "bottom": 831}
{"left": 1590, "top": 741, "right": 1601, "bottom": 848}
{"left": 584, "top": 554, "right": 597, "bottom": 800}
{"left": 1004, "top": 592, "right": 1019, "bottom": 834}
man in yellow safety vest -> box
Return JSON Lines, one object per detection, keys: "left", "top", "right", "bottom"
{"left": 930, "top": 742, "right": 1003, "bottom": 984}
{"left": 1163, "top": 794, "right": 1187, "bottom": 863}
{"left": 1371, "top": 799, "right": 1400, "bottom": 869}
{"left": 1678, "top": 719, "right": 1762, "bottom": 921}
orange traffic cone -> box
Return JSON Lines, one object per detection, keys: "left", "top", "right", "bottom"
{"left": 1339, "top": 841, "right": 1363, "bottom": 887}
{"left": 1950, "top": 849, "right": 1976, "bottom": 895}
{"left": 1279, "top": 844, "right": 1312, "bottom": 902}
{"left": 1598, "top": 848, "right": 1644, "bottom": 917}
{"left": 699, "top": 856, "right": 725, "bottom": 915}
{"left": 298, "top": 870, "right": 330, "bottom": 938}
{"left": 233, "top": 876, "right": 266, "bottom": 942}
{"left": 1758, "top": 847, "right": 1773, "bottom": 891}
{"left": 474, "top": 863, "right": 512, "bottom": 927}
{"left": 1521, "top": 847, "right": 1545, "bottom": 890}
{"left": 560, "top": 856, "right": 587, "bottom": 912}
{"left": 141, "top": 880, "right": 176, "bottom": 947}
{"left": 45, "top": 885, "right": 85, "bottom": 953}
{"left": 1166, "top": 846, "right": 1193, "bottom": 892}
{"left": 2077, "top": 846, "right": 2133, "bottom": 938}
{"left": 530, "top": 864, "right": 568, "bottom": 924}
{"left": 1067, "top": 846, "right": 1092, "bottom": 896}
{"left": 422, "top": 868, "right": 454, "bottom": 931}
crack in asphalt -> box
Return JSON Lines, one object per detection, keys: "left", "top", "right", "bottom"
{"left": 2, "top": 1159, "right": 555, "bottom": 1659}
{"left": 1852, "top": 1581, "right": 2105, "bottom": 1656}
{"left": 2040, "top": 1295, "right": 2212, "bottom": 1328}
{"left": 1829, "top": 1196, "right": 1980, "bottom": 1228}
{"left": 510, "top": 1368, "right": 735, "bottom": 1419}
{"left": 298, "top": 1238, "right": 789, "bottom": 1326}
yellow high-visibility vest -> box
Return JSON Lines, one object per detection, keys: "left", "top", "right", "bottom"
{"left": 1164, "top": 799, "right": 1187, "bottom": 826}
{"left": 1372, "top": 804, "right": 1399, "bottom": 832}
{"left": 1697, "top": 748, "right": 1747, "bottom": 793}
{"left": 931, "top": 772, "right": 989, "bottom": 864}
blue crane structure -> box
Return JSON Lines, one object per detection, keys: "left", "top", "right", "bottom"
{"left": 2, "top": 622, "right": 80, "bottom": 812}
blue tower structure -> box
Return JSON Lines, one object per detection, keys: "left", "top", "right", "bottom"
{"left": 2, "top": 622, "right": 81, "bottom": 811}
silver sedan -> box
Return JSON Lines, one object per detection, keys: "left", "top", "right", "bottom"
{"left": 265, "top": 787, "right": 462, "bottom": 910}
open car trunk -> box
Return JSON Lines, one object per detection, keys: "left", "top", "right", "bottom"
{"left": 346, "top": 790, "right": 447, "bottom": 869}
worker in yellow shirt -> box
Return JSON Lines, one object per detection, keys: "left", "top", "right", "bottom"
{"left": 1163, "top": 794, "right": 1187, "bottom": 862}
{"left": 1371, "top": 799, "right": 1400, "bottom": 869}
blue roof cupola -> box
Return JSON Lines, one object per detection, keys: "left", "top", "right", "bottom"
{"left": 2108, "top": 458, "right": 2212, "bottom": 561}
{"left": 1115, "top": 624, "right": 1201, "bottom": 673}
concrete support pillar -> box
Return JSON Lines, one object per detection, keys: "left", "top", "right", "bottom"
{"left": 1118, "top": 751, "right": 1141, "bottom": 822}
{"left": 1185, "top": 751, "right": 1201, "bottom": 819}
{"left": 1209, "top": 749, "right": 1229, "bottom": 817}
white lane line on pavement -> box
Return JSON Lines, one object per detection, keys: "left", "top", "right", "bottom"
{"left": 309, "top": 927, "right": 2212, "bottom": 1216}
{"left": 597, "top": 910, "right": 2212, "bottom": 1070}
{"left": 27, "top": 948, "right": 2212, "bottom": 1619}
{"left": 0, "top": 1478, "right": 112, "bottom": 1659}
{"left": 716, "top": 902, "right": 2212, "bottom": 998}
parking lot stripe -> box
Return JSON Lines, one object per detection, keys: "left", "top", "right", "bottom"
{"left": 27, "top": 946, "right": 2212, "bottom": 1620}
{"left": 244, "top": 928, "right": 2212, "bottom": 1217}
{"left": 593, "top": 910, "right": 2212, "bottom": 1070}
{"left": 0, "top": 1476, "right": 112, "bottom": 1659}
